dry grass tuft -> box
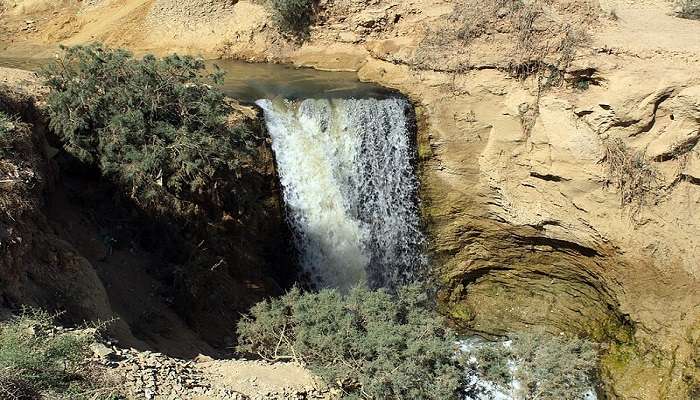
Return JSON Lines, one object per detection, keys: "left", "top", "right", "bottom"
{"left": 414, "top": 0, "right": 595, "bottom": 89}
{"left": 0, "top": 309, "right": 126, "bottom": 400}
{"left": 602, "top": 139, "right": 663, "bottom": 219}
{"left": 0, "top": 370, "right": 40, "bottom": 400}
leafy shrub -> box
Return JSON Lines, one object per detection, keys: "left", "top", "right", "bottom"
{"left": 471, "top": 343, "right": 512, "bottom": 388}
{"left": 512, "top": 331, "right": 598, "bottom": 400}
{"left": 0, "top": 309, "right": 122, "bottom": 399}
{"left": 464, "top": 330, "right": 599, "bottom": 400}
{"left": 237, "top": 285, "right": 465, "bottom": 400}
{"left": 268, "top": 0, "right": 315, "bottom": 35}
{"left": 41, "top": 44, "right": 252, "bottom": 208}
{"left": 677, "top": 0, "right": 700, "bottom": 19}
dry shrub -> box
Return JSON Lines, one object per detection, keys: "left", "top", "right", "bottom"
{"left": 0, "top": 112, "right": 41, "bottom": 222}
{"left": 602, "top": 139, "right": 662, "bottom": 219}
{"left": 0, "top": 370, "right": 40, "bottom": 400}
{"left": 415, "top": 0, "right": 594, "bottom": 89}
{"left": 518, "top": 101, "right": 539, "bottom": 137}
{"left": 0, "top": 309, "right": 125, "bottom": 400}
{"left": 268, "top": 0, "right": 316, "bottom": 36}
{"left": 237, "top": 285, "right": 464, "bottom": 400}
{"left": 511, "top": 331, "right": 598, "bottom": 400}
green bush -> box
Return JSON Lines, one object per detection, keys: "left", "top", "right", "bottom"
{"left": 677, "top": 0, "right": 700, "bottom": 19}
{"left": 237, "top": 285, "right": 465, "bottom": 400}
{"left": 41, "top": 44, "right": 252, "bottom": 207}
{"left": 0, "top": 309, "right": 107, "bottom": 399}
{"left": 512, "top": 331, "right": 598, "bottom": 400}
{"left": 471, "top": 343, "right": 512, "bottom": 389}
{"left": 268, "top": 0, "right": 315, "bottom": 35}
{"left": 464, "top": 330, "right": 599, "bottom": 400}
{"left": 0, "top": 309, "right": 125, "bottom": 399}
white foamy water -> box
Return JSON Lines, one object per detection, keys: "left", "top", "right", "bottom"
{"left": 257, "top": 97, "right": 424, "bottom": 290}
{"left": 460, "top": 339, "right": 598, "bottom": 400}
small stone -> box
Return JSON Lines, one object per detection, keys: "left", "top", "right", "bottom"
{"left": 194, "top": 354, "right": 214, "bottom": 363}
{"left": 90, "top": 342, "right": 116, "bottom": 359}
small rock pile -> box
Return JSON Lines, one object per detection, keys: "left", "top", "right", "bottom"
{"left": 91, "top": 344, "right": 234, "bottom": 400}
{"left": 146, "top": 0, "right": 239, "bottom": 30}
{"left": 20, "top": 19, "right": 37, "bottom": 33}
{"left": 120, "top": 350, "right": 209, "bottom": 399}
{"left": 89, "top": 342, "right": 333, "bottom": 399}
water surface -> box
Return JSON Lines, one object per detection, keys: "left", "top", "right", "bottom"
{"left": 0, "top": 57, "right": 392, "bottom": 101}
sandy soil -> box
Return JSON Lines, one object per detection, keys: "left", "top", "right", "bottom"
{"left": 200, "top": 359, "right": 329, "bottom": 399}
{"left": 596, "top": 0, "right": 700, "bottom": 60}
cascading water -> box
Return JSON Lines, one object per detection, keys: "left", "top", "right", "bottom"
{"left": 255, "top": 86, "right": 597, "bottom": 400}
{"left": 257, "top": 97, "right": 425, "bottom": 291}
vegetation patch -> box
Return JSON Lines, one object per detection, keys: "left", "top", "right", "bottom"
{"left": 0, "top": 111, "right": 40, "bottom": 222}
{"left": 415, "top": 0, "right": 594, "bottom": 90}
{"left": 267, "top": 0, "right": 316, "bottom": 36}
{"left": 0, "top": 111, "right": 15, "bottom": 158}
{"left": 239, "top": 285, "right": 604, "bottom": 400}
{"left": 464, "top": 330, "right": 599, "bottom": 400}
{"left": 0, "top": 309, "right": 124, "bottom": 399}
{"left": 602, "top": 139, "right": 662, "bottom": 219}
{"left": 237, "top": 284, "right": 465, "bottom": 400}
{"left": 676, "top": 0, "right": 700, "bottom": 20}
{"left": 41, "top": 44, "right": 254, "bottom": 212}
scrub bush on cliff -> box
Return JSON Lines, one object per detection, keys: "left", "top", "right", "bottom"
{"left": 41, "top": 44, "right": 252, "bottom": 209}
{"left": 268, "top": 0, "right": 315, "bottom": 35}
{"left": 237, "top": 284, "right": 465, "bottom": 400}
{"left": 511, "top": 331, "right": 598, "bottom": 400}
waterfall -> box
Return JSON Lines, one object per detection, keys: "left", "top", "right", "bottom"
{"left": 257, "top": 97, "right": 425, "bottom": 291}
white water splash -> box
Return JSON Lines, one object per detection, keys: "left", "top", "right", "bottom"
{"left": 460, "top": 339, "right": 598, "bottom": 400}
{"left": 257, "top": 97, "right": 424, "bottom": 290}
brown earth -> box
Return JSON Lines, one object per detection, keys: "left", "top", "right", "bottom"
{"left": 1, "top": 0, "right": 699, "bottom": 399}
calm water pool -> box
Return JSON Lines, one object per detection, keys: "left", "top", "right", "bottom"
{"left": 0, "top": 57, "right": 393, "bottom": 101}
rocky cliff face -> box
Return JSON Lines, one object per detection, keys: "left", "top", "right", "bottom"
{"left": 222, "top": 2, "right": 700, "bottom": 398}
{"left": 279, "top": 3, "right": 700, "bottom": 397}
{"left": 1, "top": 0, "right": 699, "bottom": 398}
{"left": 359, "top": 59, "right": 699, "bottom": 399}
{"left": 0, "top": 68, "right": 291, "bottom": 357}
{"left": 0, "top": 69, "right": 121, "bottom": 332}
